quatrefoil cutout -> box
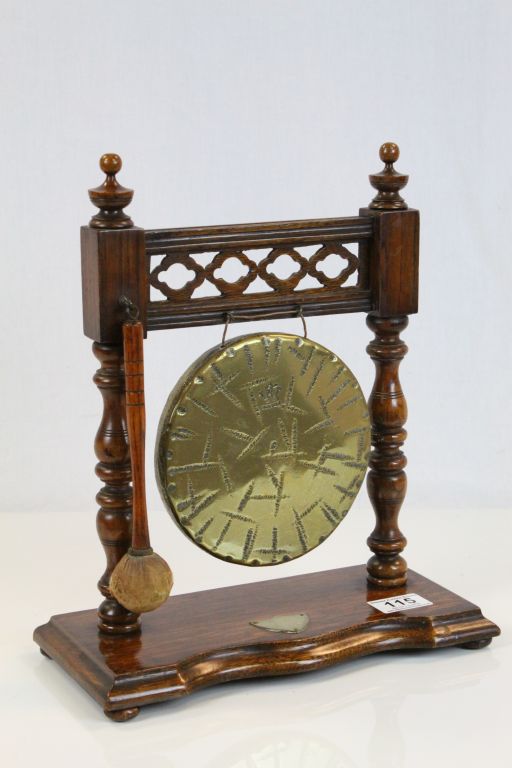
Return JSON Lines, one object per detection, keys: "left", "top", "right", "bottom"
{"left": 308, "top": 244, "right": 359, "bottom": 288}
{"left": 258, "top": 248, "right": 309, "bottom": 292}
{"left": 205, "top": 250, "right": 257, "bottom": 295}
{"left": 150, "top": 253, "right": 205, "bottom": 300}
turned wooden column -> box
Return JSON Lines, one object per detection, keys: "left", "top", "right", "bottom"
{"left": 81, "top": 154, "right": 147, "bottom": 633}
{"left": 93, "top": 342, "right": 140, "bottom": 633}
{"left": 366, "top": 314, "right": 408, "bottom": 586}
{"left": 362, "top": 143, "right": 419, "bottom": 588}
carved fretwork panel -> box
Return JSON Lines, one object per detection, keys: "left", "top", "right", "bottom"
{"left": 145, "top": 216, "right": 374, "bottom": 330}
{"left": 150, "top": 242, "right": 361, "bottom": 299}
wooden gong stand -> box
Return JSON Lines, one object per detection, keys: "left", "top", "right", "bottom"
{"left": 34, "top": 144, "right": 499, "bottom": 721}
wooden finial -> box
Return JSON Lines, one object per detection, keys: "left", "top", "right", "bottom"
{"left": 369, "top": 143, "right": 408, "bottom": 210}
{"left": 89, "top": 154, "right": 134, "bottom": 228}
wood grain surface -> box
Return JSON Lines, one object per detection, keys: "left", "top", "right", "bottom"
{"left": 34, "top": 565, "right": 499, "bottom": 721}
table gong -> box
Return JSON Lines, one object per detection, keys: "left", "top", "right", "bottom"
{"left": 34, "top": 143, "right": 500, "bottom": 721}
{"left": 155, "top": 331, "right": 370, "bottom": 566}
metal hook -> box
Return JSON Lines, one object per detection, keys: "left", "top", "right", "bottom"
{"left": 221, "top": 312, "right": 233, "bottom": 347}
{"left": 119, "top": 295, "right": 140, "bottom": 323}
{"left": 298, "top": 306, "right": 307, "bottom": 339}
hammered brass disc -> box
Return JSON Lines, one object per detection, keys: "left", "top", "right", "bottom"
{"left": 155, "top": 333, "right": 370, "bottom": 566}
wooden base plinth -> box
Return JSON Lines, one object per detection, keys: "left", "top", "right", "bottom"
{"left": 34, "top": 566, "right": 499, "bottom": 721}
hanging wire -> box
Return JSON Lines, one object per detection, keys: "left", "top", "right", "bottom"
{"left": 221, "top": 305, "right": 308, "bottom": 347}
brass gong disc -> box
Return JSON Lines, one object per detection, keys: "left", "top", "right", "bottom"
{"left": 155, "top": 333, "right": 370, "bottom": 566}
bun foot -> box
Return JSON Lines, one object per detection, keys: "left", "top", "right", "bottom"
{"left": 459, "top": 638, "right": 493, "bottom": 650}
{"left": 104, "top": 707, "right": 140, "bottom": 722}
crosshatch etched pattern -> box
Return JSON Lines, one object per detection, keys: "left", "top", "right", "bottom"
{"left": 144, "top": 216, "right": 374, "bottom": 329}
{"left": 155, "top": 333, "right": 371, "bottom": 566}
